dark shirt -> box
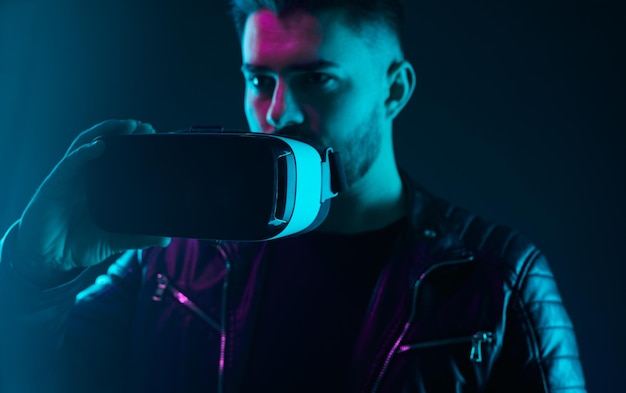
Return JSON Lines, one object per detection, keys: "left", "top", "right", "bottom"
{"left": 242, "top": 219, "right": 404, "bottom": 392}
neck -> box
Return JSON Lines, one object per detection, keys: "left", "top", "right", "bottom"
{"left": 316, "top": 151, "right": 407, "bottom": 235}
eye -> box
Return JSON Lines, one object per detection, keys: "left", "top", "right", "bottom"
{"left": 303, "top": 72, "right": 333, "bottom": 85}
{"left": 247, "top": 74, "right": 275, "bottom": 90}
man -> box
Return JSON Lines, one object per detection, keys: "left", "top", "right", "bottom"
{"left": 0, "top": 0, "right": 586, "bottom": 392}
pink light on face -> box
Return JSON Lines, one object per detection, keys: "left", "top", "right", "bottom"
{"left": 243, "top": 9, "right": 324, "bottom": 72}
{"left": 242, "top": 9, "right": 330, "bottom": 135}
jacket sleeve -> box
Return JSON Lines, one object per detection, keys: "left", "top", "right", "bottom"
{"left": 487, "top": 246, "right": 587, "bottom": 392}
{"left": 0, "top": 221, "right": 141, "bottom": 393}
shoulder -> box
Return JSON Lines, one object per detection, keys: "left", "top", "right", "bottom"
{"left": 438, "top": 196, "right": 543, "bottom": 279}
{"left": 402, "top": 172, "right": 548, "bottom": 286}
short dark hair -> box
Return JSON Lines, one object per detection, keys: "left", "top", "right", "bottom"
{"left": 229, "top": 0, "right": 405, "bottom": 42}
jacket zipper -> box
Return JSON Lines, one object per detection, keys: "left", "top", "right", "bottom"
{"left": 215, "top": 245, "right": 230, "bottom": 393}
{"left": 370, "top": 254, "right": 475, "bottom": 393}
{"left": 150, "top": 244, "right": 231, "bottom": 393}
{"left": 151, "top": 273, "right": 220, "bottom": 331}
{"left": 396, "top": 330, "right": 494, "bottom": 363}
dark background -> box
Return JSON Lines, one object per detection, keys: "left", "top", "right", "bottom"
{"left": 0, "top": 0, "right": 623, "bottom": 390}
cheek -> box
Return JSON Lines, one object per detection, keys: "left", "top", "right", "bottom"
{"left": 308, "top": 93, "right": 353, "bottom": 128}
{"left": 317, "top": 95, "right": 371, "bottom": 133}
{"left": 244, "top": 92, "right": 271, "bottom": 132}
{"left": 301, "top": 103, "right": 321, "bottom": 133}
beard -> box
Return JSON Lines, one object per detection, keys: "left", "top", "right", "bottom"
{"left": 273, "top": 104, "right": 383, "bottom": 188}
{"left": 332, "top": 105, "right": 383, "bottom": 188}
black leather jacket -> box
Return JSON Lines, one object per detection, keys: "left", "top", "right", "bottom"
{"left": 0, "top": 174, "right": 586, "bottom": 392}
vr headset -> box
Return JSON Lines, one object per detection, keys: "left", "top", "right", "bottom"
{"left": 85, "top": 127, "right": 347, "bottom": 241}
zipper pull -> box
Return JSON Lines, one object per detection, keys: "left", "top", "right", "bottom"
{"left": 470, "top": 331, "right": 494, "bottom": 363}
{"left": 152, "top": 273, "right": 169, "bottom": 302}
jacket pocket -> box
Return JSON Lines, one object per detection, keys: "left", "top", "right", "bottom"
{"left": 397, "top": 331, "right": 494, "bottom": 363}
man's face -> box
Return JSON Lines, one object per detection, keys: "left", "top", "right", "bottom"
{"left": 241, "top": 8, "right": 392, "bottom": 186}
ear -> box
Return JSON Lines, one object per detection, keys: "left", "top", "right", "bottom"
{"left": 385, "top": 60, "right": 416, "bottom": 120}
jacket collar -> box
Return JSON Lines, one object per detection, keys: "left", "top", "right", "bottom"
{"left": 398, "top": 170, "right": 474, "bottom": 279}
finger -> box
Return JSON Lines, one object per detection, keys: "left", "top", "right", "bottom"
{"left": 46, "top": 139, "right": 106, "bottom": 186}
{"left": 67, "top": 119, "right": 139, "bottom": 154}
{"left": 52, "top": 122, "right": 156, "bottom": 192}
{"left": 133, "top": 122, "right": 157, "bottom": 135}
{"left": 109, "top": 234, "right": 172, "bottom": 253}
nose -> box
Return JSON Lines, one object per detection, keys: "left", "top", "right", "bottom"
{"left": 266, "top": 78, "right": 304, "bottom": 129}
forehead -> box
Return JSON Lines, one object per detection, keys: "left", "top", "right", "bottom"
{"left": 241, "top": 8, "right": 369, "bottom": 68}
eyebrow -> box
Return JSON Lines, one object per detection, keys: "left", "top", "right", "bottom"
{"left": 241, "top": 60, "right": 339, "bottom": 73}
